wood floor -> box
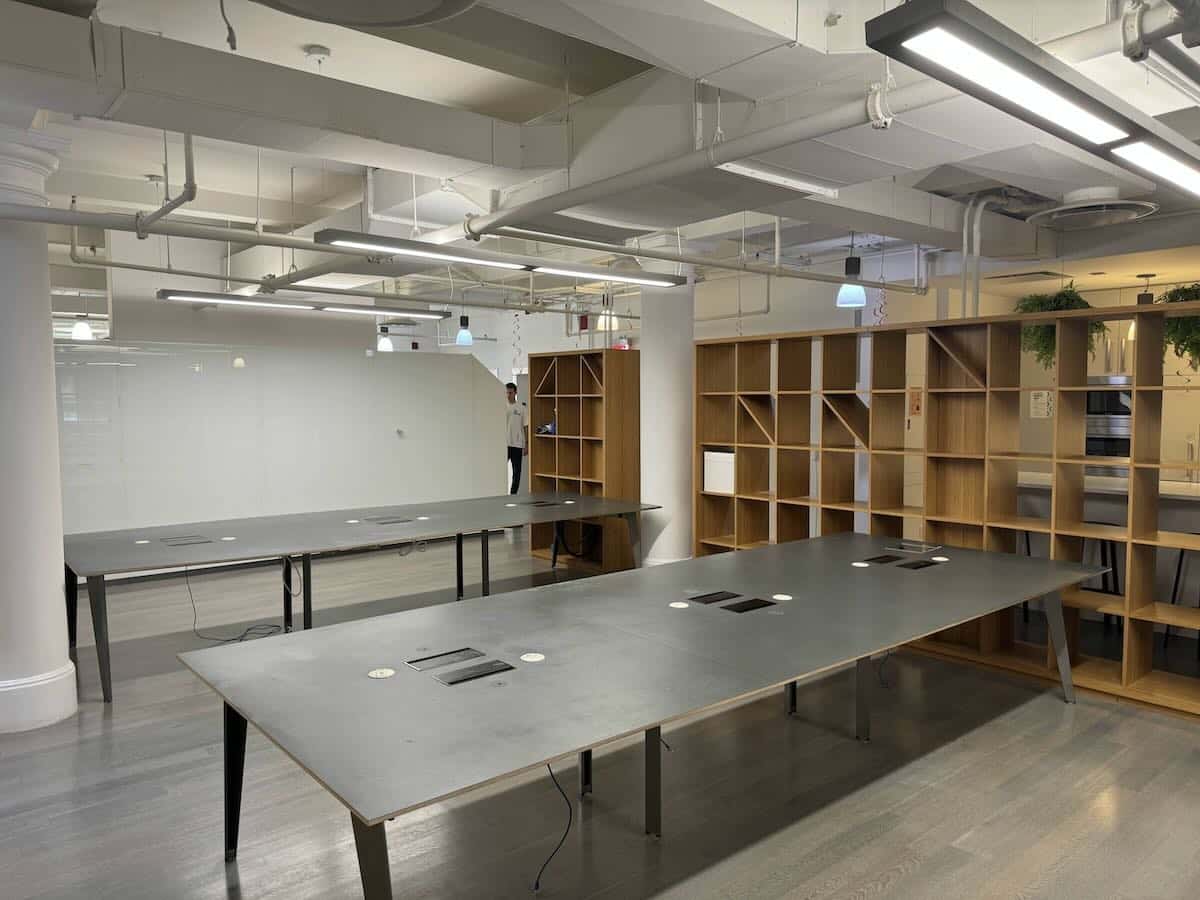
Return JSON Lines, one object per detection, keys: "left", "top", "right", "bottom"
{"left": 3, "top": 531, "right": 1200, "bottom": 899}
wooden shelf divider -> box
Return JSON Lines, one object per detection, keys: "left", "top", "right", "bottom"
{"left": 693, "top": 299, "right": 1200, "bottom": 719}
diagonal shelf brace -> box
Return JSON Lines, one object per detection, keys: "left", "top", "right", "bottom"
{"left": 535, "top": 357, "right": 557, "bottom": 395}
{"left": 927, "top": 329, "right": 986, "bottom": 388}
{"left": 822, "top": 394, "right": 871, "bottom": 446}
{"left": 738, "top": 395, "right": 775, "bottom": 444}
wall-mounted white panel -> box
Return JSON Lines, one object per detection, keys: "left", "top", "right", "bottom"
{"left": 56, "top": 342, "right": 504, "bottom": 533}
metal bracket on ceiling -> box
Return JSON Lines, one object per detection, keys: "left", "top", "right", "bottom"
{"left": 867, "top": 81, "right": 895, "bottom": 130}
{"left": 1123, "top": 1, "right": 1149, "bottom": 61}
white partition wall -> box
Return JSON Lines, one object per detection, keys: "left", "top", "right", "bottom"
{"left": 57, "top": 343, "right": 506, "bottom": 533}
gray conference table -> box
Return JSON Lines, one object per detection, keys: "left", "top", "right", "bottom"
{"left": 180, "top": 532, "right": 1101, "bottom": 900}
{"left": 66, "top": 492, "right": 656, "bottom": 702}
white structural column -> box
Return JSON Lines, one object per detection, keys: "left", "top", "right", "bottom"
{"left": 639, "top": 279, "right": 695, "bottom": 565}
{"left": 0, "top": 126, "right": 76, "bottom": 732}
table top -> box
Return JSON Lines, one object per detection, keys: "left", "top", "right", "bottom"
{"left": 64, "top": 493, "right": 657, "bottom": 577}
{"left": 180, "top": 533, "right": 1101, "bottom": 826}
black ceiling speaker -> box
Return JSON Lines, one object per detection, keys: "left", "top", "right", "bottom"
{"left": 845, "top": 231, "right": 862, "bottom": 277}
{"left": 1137, "top": 273, "right": 1156, "bottom": 305}
{"left": 250, "top": 0, "right": 478, "bottom": 27}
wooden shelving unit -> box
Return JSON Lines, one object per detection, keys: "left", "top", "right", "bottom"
{"left": 693, "top": 300, "right": 1200, "bottom": 719}
{"left": 529, "top": 348, "right": 640, "bottom": 572}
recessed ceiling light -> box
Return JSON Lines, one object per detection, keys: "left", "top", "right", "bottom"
{"left": 852, "top": 561, "right": 870, "bottom": 568}
{"left": 220, "top": 536, "right": 237, "bottom": 542}
{"left": 416, "top": 515, "right": 430, "bottom": 521}
{"left": 520, "top": 652, "right": 546, "bottom": 663}
{"left": 346, "top": 519, "right": 360, "bottom": 524}
{"left": 367, "top": 667, "right": 396, "bottom": 679}
{"left": 772, "top": 593, "right": 793, "bottom": 601}
{"left": 135, "top": 539, "right": 150, "bottom": 545}
{"left": 931, "top": 555, "right": 949, "bottom": 563}
{"left": 505, "top": 503, "right": 517, "bottom": 507}
{"left": 669, "top": 601, "right": 690, "bottom": 609}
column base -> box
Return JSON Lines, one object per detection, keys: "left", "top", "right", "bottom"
{"left": 0, "top": 661, "right": 77, "bottom": 733}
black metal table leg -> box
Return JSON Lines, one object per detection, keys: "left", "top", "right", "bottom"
{"left": 281, "top": 557, "right": 293, "bottom": 633}
{"left": 481, "top": 530, "right": 490, "bottom": 597}
{"left": 645, "top": 726, "right": 661, "bottom": 837}
{"left": 65, "top": 564, "right": 78, "bottom": 666}
{"left": 351, "top": 815, "right": 394, "bottom": 900}
{"left": 455, "top": 533, "right": 464, "bottom": 601}
{"left": 301, "top": 553, "right": 313, "bottom": 630}
{"left": 1022, "top": 531, "right": 1031, "bottom": 623}
{"left": 785, "top": 681, "right": 797, "bottom": 716}
{"left": 85, "top": 575, "right": 112, "bottom": 703}
{"left": 224, "top": 703, "right": 248, "bottom": 862}
{"left": 579, "top": 749, "right": 593, "bottom": 797}
{"left": 622, "top": 511, "right": 643, "bottom": 568}
{"left": 1044, "top": 590, "right": 1076, "bottom": 704}
{"left": 855, "top": 658, "right": 870, "bottom": 742}
{"left": 550, "top": 522, "right": 563, "bottom": 568}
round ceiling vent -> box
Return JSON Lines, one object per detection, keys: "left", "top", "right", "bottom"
{"left": 1026, "top": 186, "right": 1157, "bottom": 231}
{"left": 250, "top": 0, "right": 478, "bottom": 27}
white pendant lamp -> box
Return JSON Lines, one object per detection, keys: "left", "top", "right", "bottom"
{"left": 455, "top": 315, "right": 474, "bottom": 346}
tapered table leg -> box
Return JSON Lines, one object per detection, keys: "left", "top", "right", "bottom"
{"left": 1044, "top": 589, "right": 1076, "bottom": 704}
{"left": 481, "top": 529, "right": 490, "bottom": 597}
{"left": 281, "top": 557, "right": 293, "bottom": 633}
{"left": 855, "top": 657, "right": 870, "bottom": 742}
{"left": 455, "top": 533, "right": 464, "bottom": 601}
{"left": 301, "top": 553, "right": 313, "bottom": 630}
{"left": 86, "top": 575, "right": 112, "bottom": 703}
{"left": 645, "top": 726, "right": 661, "bottom": 837}
{"left": 351, "top": 815, "right": 393, "bottom": 900}
{"left": 65, "top": 564, "right": 78, "bottom": 666}
{"left": 622, "top": 512, "right": 643, "bottom": 568}
{"left": 579, "top": 749, "right": 593, "bottom": 797}
{"left": 224, "top": 703, "right": 248, "bottom": 862}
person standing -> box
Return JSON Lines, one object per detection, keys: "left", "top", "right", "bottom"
{"left": 506, "top": 381, "right": 527, "bottom": 495}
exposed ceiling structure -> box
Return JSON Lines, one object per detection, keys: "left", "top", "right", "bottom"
{"left": 4, "top": 0, "right": 1200, "bottom": 323}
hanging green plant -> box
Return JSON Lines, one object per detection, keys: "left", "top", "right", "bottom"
{"left": 1014, "top": 283, "right": 1107, "bottom": 370}
{"left": 1157, "top": 283, "right": 1200, "bottom": 370}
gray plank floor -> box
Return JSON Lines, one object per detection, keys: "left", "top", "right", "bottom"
{"left": 3, "top": 531, "right": 1200, "bottom": 899}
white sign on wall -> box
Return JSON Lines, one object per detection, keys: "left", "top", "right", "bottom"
{"left": 1029, "top": 390, "right": 1054, "bottom": 419}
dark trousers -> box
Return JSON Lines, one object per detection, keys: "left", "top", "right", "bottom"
{"left": 507, "top": 446, "right": 523, "bottom": 495}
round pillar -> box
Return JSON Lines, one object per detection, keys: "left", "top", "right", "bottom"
{"left": 639, "top": 279, "right": 695, "bottom": 565}
{"left": 0, "top": 126, "right": 76, "bottom": 732}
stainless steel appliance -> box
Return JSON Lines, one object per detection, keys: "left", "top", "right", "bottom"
{"left": 1085, "top": 375, "right": 1131, "bottom": 476}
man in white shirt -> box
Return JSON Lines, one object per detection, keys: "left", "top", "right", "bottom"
{"left": 505, "top": 382, "right": 528, "bottom": 495}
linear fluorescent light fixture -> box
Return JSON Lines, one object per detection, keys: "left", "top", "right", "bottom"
{"left": 157, "top": 290, "right": 315, "bottom": 311}
{"left": 321, "top": 305, "right": 449, "bottom": 319}
{"left": 314, "top": 228, "right": 528, "bottom": 271}
{"left": 157, "top": 290, "right": 450, "bottom": 319}
{"left": 716, "top": 160, "right": 840, "bottom": 197}
{"left": 531, "top": 266, "right": 686, "bottom": 288}
{"left": 1112, "top": 141, "right": 1200, "bottom": 198}
{"left": 865, "top": 0, "right": 1200, "bottom": 201}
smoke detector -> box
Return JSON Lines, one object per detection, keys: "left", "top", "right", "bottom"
{"left": 251, "top": 1, "right": 478, "bottom": 27}
{"left": 1026, "top": 187, "right": 1157, "bottom": 231}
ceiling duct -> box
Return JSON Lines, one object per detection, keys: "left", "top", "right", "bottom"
{"left": 1024, "top": 187, "right": 1158, "bottom": 231}
{"left": 249, "top": 0, "right": 478, "bottom": 27}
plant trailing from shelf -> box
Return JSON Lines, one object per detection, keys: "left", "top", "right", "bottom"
{"left": 1015, "top": 283, "right": 1107, "bottom": 369}
{"left": 1156, "top": 283, "right": 1200, "bottom": 370}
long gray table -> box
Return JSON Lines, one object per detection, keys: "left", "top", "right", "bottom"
{"left": 66, "top": 492, "right": 656, "bottom": 702}
{"left": 180, "top": 533, "right": 1101, "bottom": 899}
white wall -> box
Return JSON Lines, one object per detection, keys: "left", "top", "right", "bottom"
{"left": 57, "top": 342, "right": 505, "bottom": 532}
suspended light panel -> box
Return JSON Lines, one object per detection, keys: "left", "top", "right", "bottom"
{"left": 532, "top": 266, "right": 685, "bottom": 288}
{"left": 158, "top": 291, "right": 315, "bottom": 311}
{"left": 314, "top": 228, "right": 528, "bottom": 271}
{"left": 716, "top": 160, "right": 840, "bottom": 197}
{"left": 865, "top": 0, "right": 1200, "bottom": 198}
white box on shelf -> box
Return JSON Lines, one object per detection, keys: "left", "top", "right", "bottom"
{"left": 703, "top": 450, "right": 735, "bottom": 494}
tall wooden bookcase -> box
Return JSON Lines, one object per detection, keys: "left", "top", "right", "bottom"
{"left": 528, "top": 348, "right": 640, "bottom": 572}
{"left": 694, "top": 300, "right": 1200, "bottom": 717}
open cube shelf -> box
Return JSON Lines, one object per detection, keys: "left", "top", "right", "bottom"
{"left": 694, "top": 299, "right": 1200, "bottom": 719}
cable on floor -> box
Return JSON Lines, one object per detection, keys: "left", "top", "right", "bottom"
{"left": 532, "top": 762, "right": 572, "bottom": 894}
{"left": 186, "top": 566, "right": 281, "bottom": 644}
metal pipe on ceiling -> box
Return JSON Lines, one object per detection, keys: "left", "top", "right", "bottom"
{"left": 493, "top": 226, "right": 925, "bottom": 294}
{"left": 136, "top": 133, "right": 197, "bottom": 237}
{"left": 417, "top": 7, "right": 1180, "bottom": 245}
